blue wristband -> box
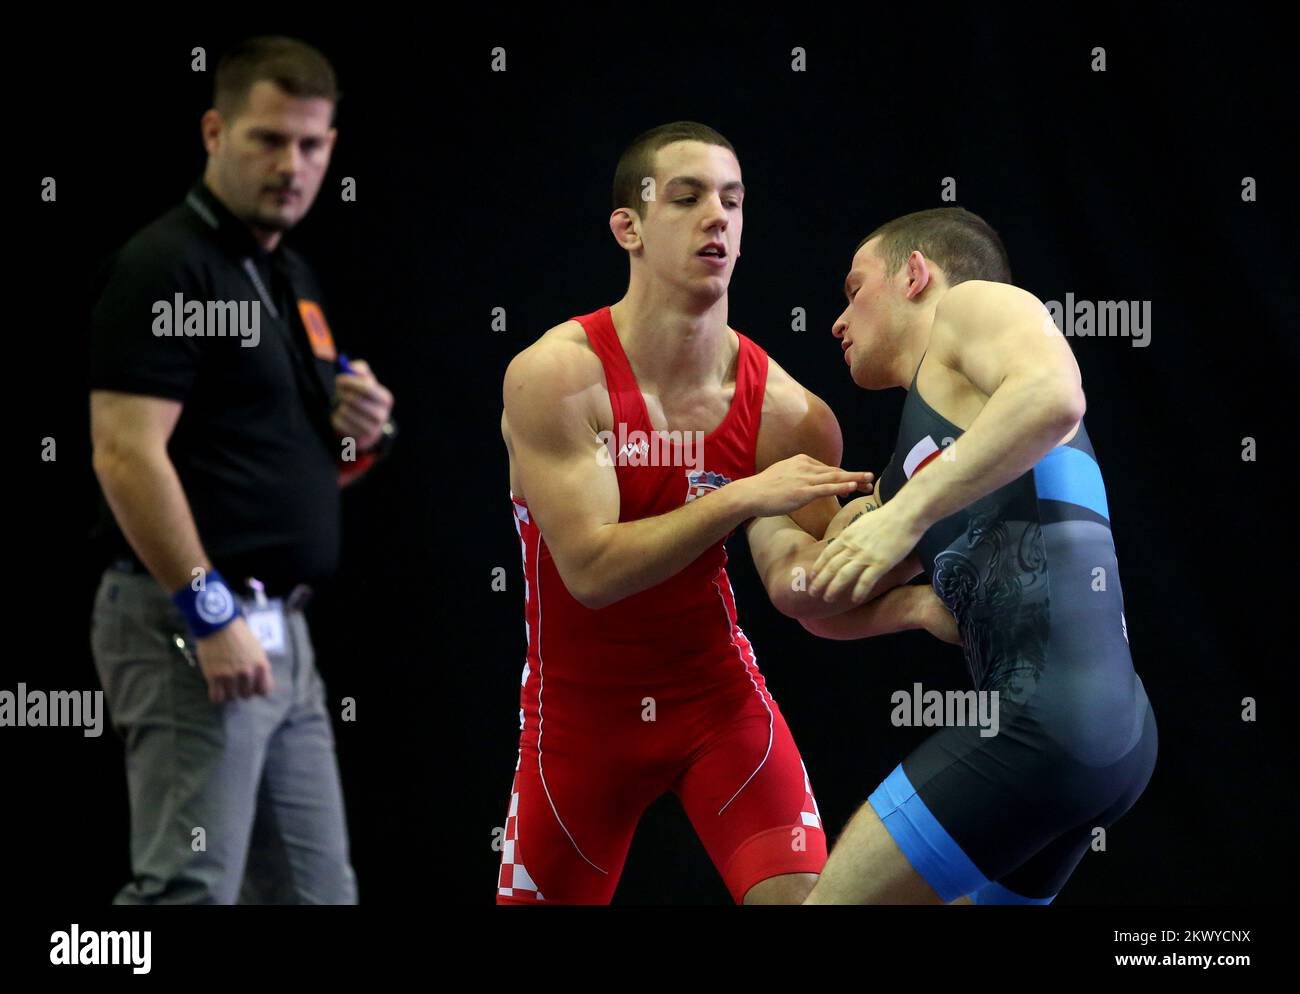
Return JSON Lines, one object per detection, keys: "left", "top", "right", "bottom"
{"left": 172, "top": 570, "right": 240, "bottom": 638}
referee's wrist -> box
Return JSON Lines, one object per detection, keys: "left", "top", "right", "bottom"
{"left": 171, "top": 569, "right": 240, "bottom": 639}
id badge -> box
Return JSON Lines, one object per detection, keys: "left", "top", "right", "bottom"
{"left": 245, "top": 607, "right": 286, "bottom": 654}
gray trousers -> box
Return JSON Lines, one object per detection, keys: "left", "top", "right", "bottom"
{"left": 91, "top": 568, "right": 358, "bottom": 904}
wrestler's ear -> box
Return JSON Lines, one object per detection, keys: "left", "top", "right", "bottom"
{"left": 904, "top": 250, "right": 932, "bottom": 299}
{"left": 610, "top": 207, "right": 643, "bottom": 252}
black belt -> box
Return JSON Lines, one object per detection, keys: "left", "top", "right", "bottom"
{"left": 109, "top": 557, "right": 314, "bottom": 610}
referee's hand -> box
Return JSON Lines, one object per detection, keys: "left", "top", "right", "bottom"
{"left": 194, "top": 618, "right": 275, "bottom": 703}
{"left": 332, "top": 358, "right": 393, "bottom": 452}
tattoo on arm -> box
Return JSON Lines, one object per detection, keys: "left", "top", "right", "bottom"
{"left": 848, "top": 503, "right": 878, "bottom": 526}
{"left": 828, "top": 501, "right": 878, "bottom": 546}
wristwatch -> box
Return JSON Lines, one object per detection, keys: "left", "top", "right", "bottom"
{"left": 367, "top": 418, "right": 398, "bottom": 461}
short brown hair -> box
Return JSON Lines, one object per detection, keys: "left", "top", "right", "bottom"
{"left": 214, "top": 36, "right": 339, "bottom": 122}
{"left": 859, "top": 207, "right": 1011, "bottom": 286}
{"left": 612, "top": 121, "right": 737, "bottom": 218}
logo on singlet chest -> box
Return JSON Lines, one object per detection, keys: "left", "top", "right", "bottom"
{"left": 686, "top": 469, "right": 734, "bottom": 503}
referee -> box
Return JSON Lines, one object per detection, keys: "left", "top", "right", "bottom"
{"left": 88, "top": 37, "right": 393, "bottom": 904}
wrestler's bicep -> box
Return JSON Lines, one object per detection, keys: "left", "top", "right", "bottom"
{"left": 503, "top": 349, "right": 619, "bottom": 574}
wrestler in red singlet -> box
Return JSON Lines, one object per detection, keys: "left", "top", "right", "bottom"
{"left": 498, "top": 306, "right": 825, "bottom": 904}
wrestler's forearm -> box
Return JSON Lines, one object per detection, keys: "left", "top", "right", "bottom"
{"left": 891, "top": 375, "right": 1082, "bottom": 532}
{"left": 765, "top": 533, "right": 848, "bottom": 619}
{"left": 574, "top": 484, "right": 757, "bottom": 609}
{"left": 800, "top": 586, "right": 924, "bottom": 640}
{"left": 775, "top": 539, "right": 919, "bottom": 620}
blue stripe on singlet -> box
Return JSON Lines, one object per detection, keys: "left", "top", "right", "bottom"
{"left": 1033, "top": 446, "right": 1110, "bottom": 521}
{"left": 868, "top": 764, "right": 986, "bottom": 903}
{"left": 971, "top": 881, "right": 1056, "bottom": 905}
{"left": 868, "top": 765, "right": 1061, "bottom": 904}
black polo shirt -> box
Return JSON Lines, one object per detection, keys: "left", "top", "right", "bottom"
{"left": 89, "top": 179, "right": 343, "bottom": 591}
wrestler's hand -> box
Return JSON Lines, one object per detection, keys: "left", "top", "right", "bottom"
{"left": 809, "top": 499, "right": 924, "bottom": 604}
{"left": 736, "top": 454, "right": 872, "bottom": 518}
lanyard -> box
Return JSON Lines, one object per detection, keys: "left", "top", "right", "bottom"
{"left": 183, "top": 190, "right": 336, "bottom": 443}
{"left": 239, "top": 257, "right": 281, "bottom": 322}
{"left": 185, "top": 192, "right": 282, "bottom": 321}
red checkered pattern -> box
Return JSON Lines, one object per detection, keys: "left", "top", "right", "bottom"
{"left": 497, "top": 756, "right": 545, "bottom": 901}
{"left": 799, "top": 759, "right": 822, "bottom": 831}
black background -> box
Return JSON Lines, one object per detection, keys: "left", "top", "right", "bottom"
{"left": 7, "top": 8, "right": 1295, "bottom": 914}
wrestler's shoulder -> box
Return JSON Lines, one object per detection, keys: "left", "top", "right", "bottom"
{"left": 758, "top": 350, "right": 834, "bottom": 420}
{"left": 943, "top": 278, "right": 1045, "bottom": 305}
{"left": 935, "top": 280, "right": 1049, "bottom": 331}
{"left": 503, "top": 320, "right": 603, "bottom": 392}
{"left": 752, "top": 349, "right": 842, "bottom": 462}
